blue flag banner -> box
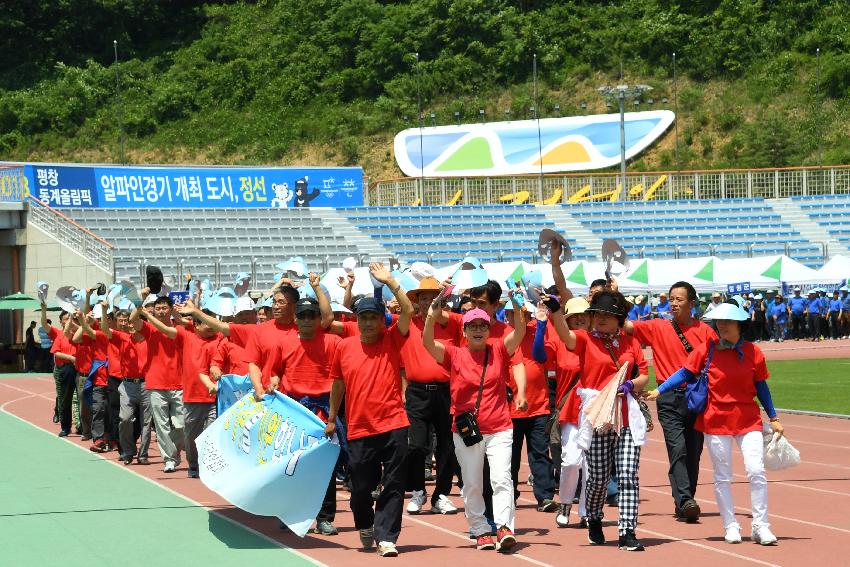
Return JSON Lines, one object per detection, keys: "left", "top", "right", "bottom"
{"left": 196, "top": 392, "right": 340, "bottom": 537}
{"left": 18, "top": 162, "right": 363, "bottom": 208}
{"left": 217, "top": 373, "right": 255, "bottom": 416}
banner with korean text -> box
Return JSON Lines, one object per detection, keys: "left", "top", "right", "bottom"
{"left": 216, "top": 373, "right": 255, "bottom": 416}
{"left": 19, "top": 163, "right": 363, "bottom": 208}
{"left": 196, "top": 392, "right": 340, "bottom": 536}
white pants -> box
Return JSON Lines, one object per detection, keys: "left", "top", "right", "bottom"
{"left": 706, "top": 431, "right": 770, "bottom": 530}
{"left": 454, "top": 429, "right": 514, "bottom": 536}
{"left": 558, "top": 422, "right": 587, "bottom": 517}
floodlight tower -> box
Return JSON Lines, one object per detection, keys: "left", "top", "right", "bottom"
{"left": 597, "top": 84, "right": 652, "bottom": 200}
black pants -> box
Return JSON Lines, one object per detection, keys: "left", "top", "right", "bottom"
{"left": 348, "top": 427, "right": 408, "bottom": 544}
{"left": 829, "top": 312, "right": 841, "bottom": 339}
{"left": 107, "top": 376, "right": 122, "bottom": 447}
{"left": 57, "top": 364, "right": 77, "bottom": 433}
{"left": 91, "top": 385, "right": 110, "bottom": 442}
{"left": 404, "top": 382, "right": 456, "bottom": 505}
{"left": 511, "top": 414, "right": 556, "bottom": 504}
{"left": 656, "top": 388, "right": 703, "bottom": 509}
{"left": 790, "top": 313, "right": 805, "bottom": 339}
{"left": 808, "top": 314, "right": 822, "bottom": 339}
{"left": 317, "top": 452, "right": 342, "bottom": 523}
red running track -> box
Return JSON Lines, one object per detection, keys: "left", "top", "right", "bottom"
{"left": 2, "top": 375, "right": 848, "bottom": 567}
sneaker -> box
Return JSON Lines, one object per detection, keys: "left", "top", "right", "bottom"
{"left": 587, "top": 519, "right": 605, "bottom": 545}
{"left": 537, "top": 498, "right": 558, "bottom": 513}
{"left": 89, "top": 439, "right": 108, "bottom": 453}
{"left": 752, "top": 525, "right": 778, "bottom": 546}
{"left": 430, "top": 494, "right": 458, "bottom": 515}
{"left": 377, "top": 541, "right": 398, "bottom": 557}
{"left": 58, "top": 430, "right": 70, "bottom": 437}
{"left": 527, "top": 474, "right": 534, "bottom": 486}
{"left": 359, "top": 527, "right": 375, "bottom": 549}
{"left": 476, "top": 534, "right": 495, "bottom": 550}
{"left": 163, "top": 461, "right": 176, "bottom": 473}
{"left": 80, "top": 434, "right": 92, "bottom": 442}
{"left": 313, "top": 520, "right": 338, "bottom": 536}
{"left": 579, "top": 517, "right": 588, "bottom": 529}
{"left": 495, "top": 526, "right": 516, "bottom": 553}
{"left": 618, "top": 530, "right": 645, "bottom": 551}
{"left": 724, "top": 524, "right": 742, "bottom": 544}
{"left": 188, "top": 469, "right": 200, "bottom": 478}
{"left": 407, "top": 490, "right": 426, "bottom": 514}
{"left": 137, "top": 456, "right": 150, "bottom": 465}
{"left": 680, "top": 498, "right": 701, "bottom": 523}
{"left": 555, "top": 504, "right": 571, "bottom": 528}
{"left": 122, "top": 456, "right": 134, "bottom": 465}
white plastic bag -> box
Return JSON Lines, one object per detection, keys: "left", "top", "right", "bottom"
{"left": 762, "top": 427, "right": 801, "bottom": 471}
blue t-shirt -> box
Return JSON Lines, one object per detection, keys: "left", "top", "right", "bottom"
{"left": 37, "top": 327, "right": 53, "bottom": 349}
{"left": 788, "top": 296, "right": 807, "bottom": 315}
{"left": 829, "top": 299, "right": 843, "bottom": 313}
{"left": 656, "top": 300, "right": 671, "bottom": 315}
{"left": 629, "top": 303, "right": 651, "bottom": 321}
{"left": 769, "top": 302, "right": 787, "bottom": 323}
{"left": 842, "top": 294, "right": 850, "bottom": 310}
{"left": 808, "top": 297, "right": 823, "bottom": 314}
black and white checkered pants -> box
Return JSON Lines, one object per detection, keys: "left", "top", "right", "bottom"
{"left": 584, "top": 427, "right": 641, "bottom": 535}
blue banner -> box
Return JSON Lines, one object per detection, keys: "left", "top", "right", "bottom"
{"left": 21, "top": 163, "right": 362, "bottom": 208}
{"left": 726, "top": 282, "right": 751, "bottom": 294}
{"left": 217, "top": 373, "right": 255, "bottom": 416}
{"left": 196, "top": 392, "right": 340, "bottom": 537}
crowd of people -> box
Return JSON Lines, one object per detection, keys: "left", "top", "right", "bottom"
{"left": 39, "top": 248, "right": 789, "bottom": 557}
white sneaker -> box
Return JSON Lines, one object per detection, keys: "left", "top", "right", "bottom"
{"left": 430, "top": 494, "right": 458, "bottom": 515}
{"left": 555, "top": 503, "right": 571, "bottom": 528}
{"left": 163, "top": 461, "right": 176, "bottom": 473}
{"left": 406, "top": 490, "right": 426, "bottom": 514}
{"left": 724, "top": 524, "right": 742, "bottom": 544}
{"left": 377, "top": 541, "right": 399, "bottom": 557}
{"left": 752, "top": 525, "right": 778, "bottom": 546}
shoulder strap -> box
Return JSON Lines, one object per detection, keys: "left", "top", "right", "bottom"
{"left": 701, "top": 340, "right": 716, "bottom": 378}
{"left": 603, "top": 342, "right": 621, "bottom": 369}
{"left": 670, "top": 318, "right": 694, "bottom": 353}
{"left": 556, "top": 373, "right": 581, "bottom": 410}
{"left": 473, "top": 346, "right": 490, "bottom": 416}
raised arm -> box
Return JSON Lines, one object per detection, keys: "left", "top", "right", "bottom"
{"left": 310, "top": 272, "right": 334, "bottom": 330}
{"left": 176, "top": 301, "right": 230, "bottom": 336}
{"left": 549, "top": 240, "right": 574, "bottom": 303}
{"left": 40, "top": 302, "right": 50, "bottom": 334}
{"left": 339, "top": 272, "right": 355, "bottom": 309}
{"left": 423, "top": 299, "right": 447, "bottom": 364}
{"left": 78, "top": 310, "right": 96, "bottom": 340}
{"left": 100, "top": 301, "right": 113, "bottom": 340}
{"left": 371, "top": 262, "right": 413, "bottom": 336}
{"left": 503, "top": 294, "right": 527, "bottom": 355}
{"left": 544, "top": 294, "right": 577, "bottom": 350}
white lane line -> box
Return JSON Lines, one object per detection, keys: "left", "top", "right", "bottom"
{"left": 0, "top": 394, "right": 329, "bottom": 567}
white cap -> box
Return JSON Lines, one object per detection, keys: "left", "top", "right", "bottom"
{"left": 235, "top": 296, "right": 255, "bottom": 314}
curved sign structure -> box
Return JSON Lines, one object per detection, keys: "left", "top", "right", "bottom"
{"left": 394, "top": 110, "right": 674, "bottom": 177}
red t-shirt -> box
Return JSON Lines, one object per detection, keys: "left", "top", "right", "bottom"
{"left": 509, "top": 322, "right": 550, "bottom": 418}
{"left": 632, "top": 318, "right": 717, "bottom": 382}
{"left": 228, "top": 323, "right": 258, "bottom": 349}
{"left": 211, "top": 337, "right": 251, "bottom": 376}
{"left": 175, "top": 326, "right": 220, "bottom": 403}
{"left": 244, "top": 319, "right": 298, "bottom": 388}
{"left": 107, "top": 331, "right": 127, "bottom": 379}
{"left": 48, "top": 327, "right": 75, "bottom": 368}
{"left": 572, "top": 329, "right": 648, "bottom": 425}
{"left": 273, "top": 331, "right": 341, "bottom": 398}
{"left": 684, "top": 341, "right": 769, "bottom": 435}
{"left": 109, "top": 330, "right": 146, "bottom": 379}
{"left": 443, "top": 341, "right": 517, "bottom": 435}
{"left": 329, "top": 325, "right": 409, "bottom": 440}
{"left": 76, "top": 331, "right": 110, "bottom": 387}
{"left": 550, "top": 339, "right": 583, "bottom": 425}
{"left": 400, "top": 316, "right": 460, "bottom": 383}
{"left": 139, "top": 321, "right": 182, "bottom": 390}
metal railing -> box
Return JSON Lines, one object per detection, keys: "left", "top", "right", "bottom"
{"left": 0, "top": 165, "right": 28, "bottom": 202}
{"left": 26, "top": 196, "right": 115, "bottom": 275}
{"left": 368, "top": 165, "right": 850, "bottom": 206}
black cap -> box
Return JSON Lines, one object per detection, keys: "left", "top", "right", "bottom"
{"left": 354, "top": 297, "right": 386, "bottom": 315}
{"left": 294, "top": 298, "right": 320, "bottom": 316}
{"left": 585, "top": 292, "right": 625, "bottom": 318}
{"left": 146, "top": 266, "right": 164, "bottom": 295}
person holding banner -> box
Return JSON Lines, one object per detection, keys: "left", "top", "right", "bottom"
{"left": 550, "top": 290, "right": 649, "bottom": 552}
{"left": 646, "top": 301, "right": 784, "bottom": 546}
{"left": 422, "top": 291, "right": 527, "bottom": 553}
{"left": 324, "top": 263, "right": 413, "bottom": 558}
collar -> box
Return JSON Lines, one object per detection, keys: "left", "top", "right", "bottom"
{"left": 591, "top": 328, "right": 621, "bottom": 349}
{"left": 717, "top": 337, "right": 745, "bottom": 360}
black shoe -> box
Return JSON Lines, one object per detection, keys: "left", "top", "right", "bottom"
{"left": 137, "top": 457, "right": 150, "bottom": 465}
{"left": 58, "top": 430, "right": 70, "bottom": 437}
{"left": 537, "top": 499, "right": 558, "bottom": 513}
{"left": 313, "top": 520, "right": 338, "bottom": 536}
{"left": 587, "top": 519, "right": 605, "bottom": 545}
{"left": 52, "top": 412, "right": 59, "bottom": 424}
{"left": 680, "top": 498, "right": 700, "bottom": 523}
{"left": 123, "top": 456, "right": 134, "bottom": 465}
{"left": 75, "top": 425, "right": 82, "bottom": 435}
{"left": 605, "top": 493, "right": 618, "bottom": 507}
{"left": 81, "top": 434, "right": 92, "bottom": 441}
{"left": 618, "top": 530, "right": 644, "bottom": 551}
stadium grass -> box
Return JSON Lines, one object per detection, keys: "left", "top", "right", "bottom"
{"left": 648, "top": 358, "right": 850, "bottom": 416}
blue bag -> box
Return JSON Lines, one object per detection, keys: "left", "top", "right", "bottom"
{"left": 685, "top": 341, "right": 716, "bottom": 414}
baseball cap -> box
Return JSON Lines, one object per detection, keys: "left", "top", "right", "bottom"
{"left": 462, "top": 308, "right": 491, "bottom": 326}
{"left": 294, "top": 298, "right": 320, "bottom": 316}
{"left": 354, "top": 297, "right": 386, "bottom": 315}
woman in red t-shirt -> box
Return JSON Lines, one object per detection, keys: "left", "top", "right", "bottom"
{"left": 551, "top": 290, "right": 649, "bottom": 552}
{"left": 423, "top": 296, "right": 527, "bottom": 554}
{"left": 647, "top": 302, "right": 785, "bottom": 546}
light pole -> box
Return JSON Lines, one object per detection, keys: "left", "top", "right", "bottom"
{"left": 113, "top": 40, "right": 126, "bottom": 165}
{"left": 816, "top": 47, "right": 823, "bottom": 167}
{"left": 415, "top": 52, "right": 425, "bottom": 200}
{"left": 598, "top": 83, "right": 652, "bottom": 201}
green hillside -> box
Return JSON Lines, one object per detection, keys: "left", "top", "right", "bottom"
{"left": 2, "top": 0, "right": 850, "bottom": 179}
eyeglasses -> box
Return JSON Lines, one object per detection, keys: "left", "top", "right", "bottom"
{"left": 465, "top": 323, "right": 490, "bottom": 332}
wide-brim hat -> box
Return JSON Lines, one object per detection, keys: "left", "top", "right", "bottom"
{"left": 407, "top": 276, "right": 441, "bottom": 302}
{"left": 585, "top": 293, "right": 625, "bottom": 318}
{"left": 564, "top": 297, "right": 590, "bottom": 317}
{"left": 702, "top": 303, "right": 749, "bottom": 321}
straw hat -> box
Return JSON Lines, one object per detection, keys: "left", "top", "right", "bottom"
{"left": 564, "top": 297, "right": 590, "bottom": 317}
{"left": 406, "top": 276, "right": 441, "bottom": 302}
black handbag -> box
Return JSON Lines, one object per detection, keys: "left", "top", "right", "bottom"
{"left": 454, "top": 346, "right": 489, "bottom": 447}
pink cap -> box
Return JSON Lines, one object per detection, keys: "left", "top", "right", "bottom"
{"left": 462, "top": 308, "right": 491, "bottom": 326}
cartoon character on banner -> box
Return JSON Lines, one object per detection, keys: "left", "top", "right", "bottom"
{"left": 293, "top": 177, "right": 320, "bottom": 208}
{"left": 270, "top": 182, "right": 293, "bottom": 208}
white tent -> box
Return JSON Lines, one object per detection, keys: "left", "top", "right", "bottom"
{"left": 816, "top": 255, "right": 850, "bottom": 282}
{"left": 715, "top": 255, "right": 824, "bottom": 287}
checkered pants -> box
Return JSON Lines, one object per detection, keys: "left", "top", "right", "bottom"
{"left": 584, "top": 427, "right": 641, "bottom": 535}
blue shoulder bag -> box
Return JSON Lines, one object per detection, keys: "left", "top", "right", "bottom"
{"left": 685, "top": 340, "right": 716, "bottom": 414}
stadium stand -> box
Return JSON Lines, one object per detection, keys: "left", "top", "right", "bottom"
{"left": 794, "top": 194, "right": 850, "bottom": 252}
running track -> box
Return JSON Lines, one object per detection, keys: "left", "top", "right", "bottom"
{"left": 2, "top": 371, "right": 848, "bottom": 567}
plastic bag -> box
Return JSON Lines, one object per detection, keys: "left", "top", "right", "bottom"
{"left": 762, "top": 426, "right": 801, "bottom": 470}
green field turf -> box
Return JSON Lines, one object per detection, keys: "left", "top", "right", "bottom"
{"left": 648, "top": 358, "right": 850, "bottom": 416}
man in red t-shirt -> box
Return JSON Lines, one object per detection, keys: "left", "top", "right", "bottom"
{"left": 41, "top": 305, "right": 77, "bottom": 437}
{"left": 144, "top": 304, "right": 221, "bottom": 478}
{"left": 130, "top": 291, "right": 185, "bottom": 473}
{"left": 324, "top": 263, "right": 413, "bottom": 558}
{"left": 73, "top": 306, "right": 111, "bottom": 452}
{"left": 401, "top": 277, "right": 461, "bottom": 516}
{"left": 623, "top": 280, "right": 717, "bottom": 523}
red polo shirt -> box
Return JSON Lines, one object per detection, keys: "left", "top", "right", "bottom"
{"left": 139, "top": 321, "right": 181, "bottom": 390}
{"left": 632, "top": 318, "right": 717, "bottom": 382}
{"left": 76, "top": 330, "right": 109, "bottom": 387}
{"left": 400, "top": 316, "right": 461, "bottom": 383}
{"left": 174, "top": 326, "right": 221, "bottom": 403}
{"left": 211, "top": 337, "right": 251, "bottom": 376}
{"left": 48, "top": 326, "right": 75, "bottom": 368}
{"left": 244, "top": 319, "right": 298, "bottom": 388}
{"left": 273, "top": 331, "right": 341, "bottom": 399}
